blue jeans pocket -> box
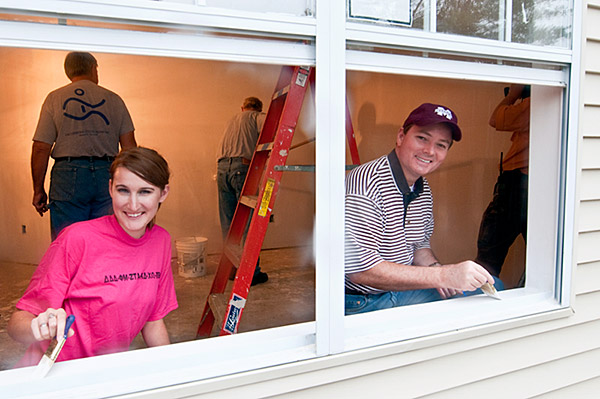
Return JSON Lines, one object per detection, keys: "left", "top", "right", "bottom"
{"left": 230, "top": 165, "right": 249, "bottom": 193}
{"left": 49, "top": 166, "right": 77, "bottom": 202}
{"left": 345, "top": 294, "right": 368, "bottom": 315}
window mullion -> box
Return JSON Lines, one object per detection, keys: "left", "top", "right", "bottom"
{"left": 505, "top": 0, "right": 513, "bottom": 42}
{"left": 315, "top": 0, "right": 346, "bottom": 356}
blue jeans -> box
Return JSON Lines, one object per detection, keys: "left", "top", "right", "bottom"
{"left": 217, "top": 157, "right": 262, "bottom": 274}
{"left": 345, "top": 277, "right": 505, "bottom": 315}
{"left": 49, "top": 158, "right": 113, "bottom": 241}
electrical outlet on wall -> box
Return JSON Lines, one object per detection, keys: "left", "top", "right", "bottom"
{"left": 21, "top": 225, "right": 26, "bottom": 234}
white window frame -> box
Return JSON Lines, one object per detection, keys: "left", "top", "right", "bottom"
{"left": 1, "top": 0, "right": 316, "bottom": 38}
{"left": 341, "top": 52, "right": 574, "bottom": 353}
{"left": 0, "top": 0, "right": 582, "bottom": 396}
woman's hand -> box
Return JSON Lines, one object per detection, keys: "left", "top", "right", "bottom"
{"left": 31, "top": 308, "right": 74, "bottom": 341}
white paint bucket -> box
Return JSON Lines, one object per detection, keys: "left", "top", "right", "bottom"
{"left": 175, "top": 237, "right": 208, "bottom": 278}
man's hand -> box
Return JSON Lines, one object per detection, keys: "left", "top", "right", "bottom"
{"left": 506, "top": 84, "right": 525, "bottom": 103}
{"left": 437, "top": 287, "right": 462, "bottom": 299}
{"left": 31, "top": 140, "right": 52, "bottom": 216}
{"left": 489, "top": 83, "right": 527, "bottom": 128}
{"left": 427, "top": 261, "right": 462, "bottom": 299}
{"left": 32, "top": 190, "right": 48, "bottom": 216}
{"left": 439, "top": 260, "right": 494, "bottom": 292}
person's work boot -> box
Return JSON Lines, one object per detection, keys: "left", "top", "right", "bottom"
{"left": 251, "top": 271, "right": 268, "bottom": 286}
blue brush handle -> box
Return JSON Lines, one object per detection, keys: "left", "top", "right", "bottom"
{"left": 63, "top": 315, "right": 75, "bottom": 339}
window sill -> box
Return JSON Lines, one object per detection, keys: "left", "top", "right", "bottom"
{"left": 0, "top": 322, "right": 316, "bottom": 399}
{"left": 344, "top": 287, "right": 570, "bottom": 352}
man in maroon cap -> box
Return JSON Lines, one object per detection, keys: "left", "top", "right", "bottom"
{"left": 345, "top": 103, "right": 503, "bottom": 314}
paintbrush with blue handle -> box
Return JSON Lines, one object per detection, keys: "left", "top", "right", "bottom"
{"left": 33, "top": 314, "right": 75, "bottom": 378}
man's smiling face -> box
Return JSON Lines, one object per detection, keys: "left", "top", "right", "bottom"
{"left": 395, "top": 123, "right": 453, "bottom": 186}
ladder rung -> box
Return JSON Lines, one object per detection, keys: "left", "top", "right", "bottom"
{"left": 239, "top": 195, "right": 258, "bottom": 209}
{"left": 272, "top": 84, "right": 290, "bottom": 101}
{"left": 274, "top": 165, "right": 315, "bottom": 172}
{"left": 208, "top": 293, "right": 228, "bottom": 330}
{"left": 273, "top": 164, "right": 360, "bottom": 172}
{"left": 224, "top": 244, "right": 242, "bottom": 268}
{"left": 256, "top": 142, "right": 274, "bottom": 152}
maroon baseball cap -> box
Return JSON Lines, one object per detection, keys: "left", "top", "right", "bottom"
{"left": 402, "top": 103, "right": 462, "bottom": 142}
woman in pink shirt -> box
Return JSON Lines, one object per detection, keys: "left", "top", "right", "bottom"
{"left": 8, "top": 147, "right": 178, "bottom": 367}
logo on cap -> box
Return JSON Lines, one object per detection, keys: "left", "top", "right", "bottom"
{"left": 434, "top": 106, "right": 453, "bottom": 121}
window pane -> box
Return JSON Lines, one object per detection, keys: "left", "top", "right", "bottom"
{"left": 0, "top": 47, "right": 316, "bottom": 370}
{"left": 512, "top": 0, "right": 572, "bottom": 47}
{"left": 344, "top": 71, "right": 561, "bottom": 316}
{"left": 347, "top": 0, "right": 573, "bottom": 49}
{"left": 436, "top": 0, "right": 501, "bottom": 40}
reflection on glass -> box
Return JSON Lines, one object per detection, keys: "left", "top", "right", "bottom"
{"left": 347, "top": 0, "right": 572, "bottom": 49}
{"left": 436, "top": 0, "right": 501, "bottom": 40}
{"left": 512, "top": 0, "right": 572, "bottom": 47}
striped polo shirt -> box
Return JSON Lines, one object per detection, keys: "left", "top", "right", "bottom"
{"left": 345, "top": 150, "right": 434, "bottom": 294}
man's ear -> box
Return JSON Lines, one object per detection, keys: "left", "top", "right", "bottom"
{"left": 396, "top": 128, "right": 406, "bottom": 147}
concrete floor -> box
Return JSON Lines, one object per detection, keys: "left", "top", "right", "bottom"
{"left": 0, "top": 247, "right": 315, "bottom": 371}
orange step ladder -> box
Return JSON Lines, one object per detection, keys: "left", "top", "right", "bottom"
{"left": 196, "top": 65, "right": 360, "bottom": 338}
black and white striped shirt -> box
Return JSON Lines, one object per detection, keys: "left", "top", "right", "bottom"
{"left": 345, "top": 150, "right": 434, "bottom": 294}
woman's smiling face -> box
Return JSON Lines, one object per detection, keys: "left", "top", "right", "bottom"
{"left": 109, "top": 167, "right": 169, "bottom": 239}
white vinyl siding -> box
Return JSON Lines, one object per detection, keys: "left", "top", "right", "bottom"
{"left": 578, "top": 6, "right": 600, "bottom": 359}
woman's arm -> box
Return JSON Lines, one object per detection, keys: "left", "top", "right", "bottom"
{"left": 8, "top": 308, "right": 71, "bottom": 345}
{"left": 8, "top": 310, "right": 37, "bottom": 346}
{"left": 141, "top": 319, "right": 170, "bottom": 347}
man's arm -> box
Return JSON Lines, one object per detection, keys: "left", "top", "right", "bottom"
{"left": 348, "top": 257, "right": 493, "bottom": 293}
{"left": 489, "top": 84, "right": 525, "bottom": 128}
{"left": 31, "top": 140, "right": 52, "bottom": 216}
{"left": 413, "top": 247, "right": 440, "bottom": 267}
{"left": 119, "top": 131, "right": 137, "bottom": 151}
{"left": 412, "top": 248, "right": 460, "bottom": 299}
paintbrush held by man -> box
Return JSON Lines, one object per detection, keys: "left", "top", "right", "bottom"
{"left": 7, "top": 147, "right": 178, "bottom": 371}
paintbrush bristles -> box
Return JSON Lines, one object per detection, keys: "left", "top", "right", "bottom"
{"left": 32, "top": 356, "right": 53, "bottom": 379}
{"left": 49, "top": 338, "right": 66, "bottom": 362}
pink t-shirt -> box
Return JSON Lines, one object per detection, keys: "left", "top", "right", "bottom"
{"left": 15, "top": 215, "right": 178, "bottom": 367}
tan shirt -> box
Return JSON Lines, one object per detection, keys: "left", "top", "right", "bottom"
{"left": 495, "top": 97, "right": 530, "bottom": 173}
{"left": 217, "top": 110, "right": 266, "bottom": 161}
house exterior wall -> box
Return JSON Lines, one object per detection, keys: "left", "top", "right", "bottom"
{"left": 0, "top": 1, "right": 596, "bottom": 397}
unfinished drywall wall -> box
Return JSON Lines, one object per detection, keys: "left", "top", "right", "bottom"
{"left": 0, "top": 48, "right": 524, "bottom": 285}
{"left": 0, "top": 48, "right": 315, "bottom": 264}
